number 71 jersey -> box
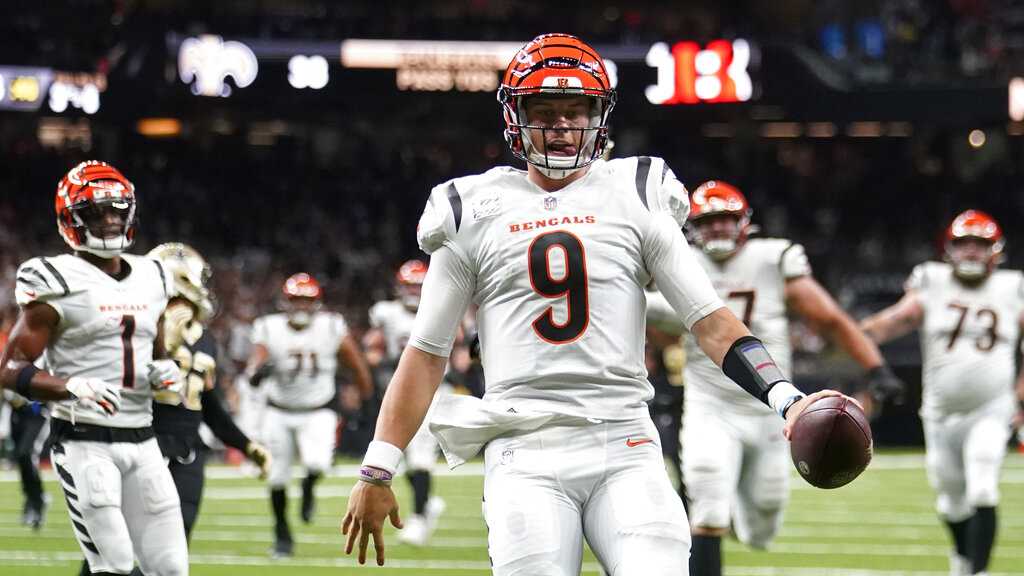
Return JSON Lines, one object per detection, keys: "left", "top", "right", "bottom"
{"left": 416, "top": 157, "right": 722, "bottom": 420}
{"left": 907, "top": 261, "right": 1023, "bottom": 418}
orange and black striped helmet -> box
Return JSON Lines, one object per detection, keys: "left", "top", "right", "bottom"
{"left": 497, "top": 34, "right": 616, "bottom": 178}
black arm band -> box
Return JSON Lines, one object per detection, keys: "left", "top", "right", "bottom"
{"left": 201, "top": 388, "right": 251, "bottom": 452}
{"left": 721, "top": 335, "right": 788, "bottom": 406}
{"left": 15, "top": 365, "right": 40, "bottom": 400}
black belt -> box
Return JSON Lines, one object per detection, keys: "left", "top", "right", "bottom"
{"left": 267, "top": 399, "right": 333, "bottom": 413}
{"left": 50, "top": 418, "right": 155, "bottom": 444}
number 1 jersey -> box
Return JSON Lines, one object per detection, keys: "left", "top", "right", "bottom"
{"left": 413, "top": 157, "right": 723, "bottom": 420}
{"left": 907, "top": 261, "right": 1022, "bottom": 419}
{"left": 15, "top": 253, "right": 172, "bottom": 428}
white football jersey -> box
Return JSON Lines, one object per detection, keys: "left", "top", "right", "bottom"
{"left": 413, "top": 157, "right": 723, "bottom": 420}
{"left": 251, "top": 312, "right": 349, "bottom": 409}
{"left": 368, "top": 300, "right": 416, "bottom": 364}
{"left": 15, "top": 253, "right": 172, "bottom": 428}
{"left": 906, "top": 262, "right": 1022, "bottom": 419}
{"left": 679, "top": 238, "right": 811, "bottom": 414}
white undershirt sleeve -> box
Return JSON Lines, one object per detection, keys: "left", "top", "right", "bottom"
{"left": 643, "top": 212, "right": 724, "bottom": 330}
{"left": 408, "top": 246, "right": 476, "bottom": 357}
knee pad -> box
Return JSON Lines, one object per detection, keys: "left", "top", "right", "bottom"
{"left": 608, "top": 534, "right": 689, "bottom": 575}
{"left": 137, "top": 464, "right": 180, "bottom": 515}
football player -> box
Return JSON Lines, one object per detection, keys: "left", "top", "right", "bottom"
{"left": 648, "top": 181, "right": 904, "bottom": 576}
{"left": 146, "top": 244, "right": 272, "bottom": 533}
{"left": 245, "top": 273, "right": 373, "bottom": 557}
{"left": 861, "top": 210, "right": 1022, "bottom": 576}
{"left": 0, "top": 161, "right": 188, "bottom": 575}
{"left": 364, "top": 259, "right": 447, "bottom": 546}
{"left": 342, "top": 33, "right": 856, "bottom": 571}
{"left": 1, "top": 388, "right": 50, "bottom": 530}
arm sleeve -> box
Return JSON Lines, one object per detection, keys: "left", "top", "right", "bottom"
{"left": 644, "top": 212, "right": 725, "bottom": 330}
{"left": 250, "top": 317, "right": 269, "bottom": 347}
{"left": 201, "top": 388, "right": 251, "bottom": 452}
{"left": 408, "top": 246, "right": 475, "bottom": 357}
{"left": 905, "top": 263, "right": 926, "bottom": 293}
{"left": 653, "top": 162, "right": 691, "bottom": 226}
{"left": 780, "top": 242, "right": 812, "bottom": 279}
{"left": 15, "top": 258, "right": 65, "bottom": 320}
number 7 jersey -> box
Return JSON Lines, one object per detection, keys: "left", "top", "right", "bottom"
{"left": 15, "top": 253, "right": 172, "bottom": 428}
{"left": 906, "top": 261, "right": 1023, "bottom": 419}
{"left": 415, "top": 157, "right": 723, "bottom": 420}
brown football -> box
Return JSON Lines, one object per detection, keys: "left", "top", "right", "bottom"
{"left": 789, "top": 395, "right": 873, "bottom": 489}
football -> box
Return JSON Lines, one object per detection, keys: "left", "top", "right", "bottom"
{"left": 789, "top": 395, "right": 873, "bottom": 489}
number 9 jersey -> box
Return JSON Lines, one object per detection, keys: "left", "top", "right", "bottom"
{"left": 413, "top": 156, "right": 724, "bottom": 420}
{"left": 906, "top": 261, "right": 1023, "bottom": 419}
{"left": 15, "top": 253, "right": 172, "bottom": 428}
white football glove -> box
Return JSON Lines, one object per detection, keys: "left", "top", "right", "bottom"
{"left": 65, "top": 377, "right": 122, "bottom": 416}
{"left": 146, "top": 359, "right": 184, "bottom": 395}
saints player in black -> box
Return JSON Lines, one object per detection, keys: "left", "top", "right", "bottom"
{"left": 76, "top": 243, "right": 271, "bottom": 576}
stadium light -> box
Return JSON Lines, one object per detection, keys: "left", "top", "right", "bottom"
{"left": 1010, "top": 77, "right": 1024, "bottom": 122}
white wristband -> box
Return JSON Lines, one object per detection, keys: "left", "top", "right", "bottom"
{"left": 361, "top": 440, "right": 404, "bottom": 476}
{"left": 767, "top": 381, "right": 805, "bottom": 419}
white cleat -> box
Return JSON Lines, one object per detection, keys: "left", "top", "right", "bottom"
{"left": 949, "top": 553, "right": 971, "bottom": 576}
{"left": 398, "top": 514, "right": 428, "bottom": 546}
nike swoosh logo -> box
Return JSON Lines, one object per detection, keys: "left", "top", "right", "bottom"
{"left": 626, "top": 438, "right": 654, "bottom": 448}
{"left": 23, "top": 290, "right": 36, "bottom": 298}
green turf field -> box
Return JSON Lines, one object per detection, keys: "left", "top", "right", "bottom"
{"left": 0, "top": 451, "right": 1021, "bottom": 575}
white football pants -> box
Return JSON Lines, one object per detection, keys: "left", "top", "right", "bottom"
{"left": 265, "top": 405, "right": 337, "bottom": 487}
{"left": 482, "top": 416, "right": 690, "bottom": 575}
{"left": 682, "top": 399, "right": 789, "bottom": 549}
{"left": 51, "top": 437, "right": 188, "bottom": 575}
{"left": 923, "top": 395, "right": 1014, "bottom": 522}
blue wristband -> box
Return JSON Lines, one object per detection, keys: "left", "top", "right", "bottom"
{"left": 15, "top": 365, "right": 39, "bottom": 400}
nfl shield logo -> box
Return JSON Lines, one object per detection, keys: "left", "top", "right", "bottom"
{"left": 544, "top": 196, "right": 558, "bottom": 210}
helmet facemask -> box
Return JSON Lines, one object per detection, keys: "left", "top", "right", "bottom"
{"left": 285, "top": 296, "right": 321, "bottom": 328}
{"left": 946, "top": 237, "right": 1002, "bottom": 281}
{"left": 66, "top": 195, "right": 137, "bottom": 258}
{"left": 689, "top": 213, "right": 749, "bottom": 261}
{"left": 506, "top": 92, "right": 614, "bottom": 180}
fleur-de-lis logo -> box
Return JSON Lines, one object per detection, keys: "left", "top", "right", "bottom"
{"left": 178, "top": 35, "right": 258, "bottom": 97}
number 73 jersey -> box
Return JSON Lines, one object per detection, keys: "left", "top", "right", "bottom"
{"left": 906, "top": 261, "right": 1023, "bottom": 418}
{"left": 415, "top": 157, "right": 723, "bottom": 420}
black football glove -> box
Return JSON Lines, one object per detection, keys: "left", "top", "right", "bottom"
{"left": 249, "top": 362, "right": 275, "bottom": 388}
{"left": 467, "top": 331, "right": 481, "bottom": 362}
{"left": 867, "top": 364, "right": 906, "bottom": 406}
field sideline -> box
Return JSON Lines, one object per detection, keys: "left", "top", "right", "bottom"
{"left": 0, "top": 451, "right": 1021, "bottom": 575}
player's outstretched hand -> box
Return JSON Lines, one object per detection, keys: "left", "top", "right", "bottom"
{"left": 342, "top": 481, "right": 403, "bottom": 566}
{"left": 782, "top": 389, "right": 863, "bottom": 440}
{"left": 245, "top": 441, "right": 272, "bottom": 480}
{"left": 65, "top": 377, "right": 122, "bottom": 416}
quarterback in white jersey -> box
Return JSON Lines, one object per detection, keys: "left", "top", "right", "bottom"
{"left": 862, "top": 210, "right": 1023, "bottom": 576}
{"left": 245, "top": 272, "right": 373, "bottom": 557}
{"left": 0, "top": 161, "right": 188, "bottom": 575}
{"left": 343, "top": 33, "right": 851, "bottom": 572}
{"left": 650, "top": 181, "right": 902, "bottom": 576}
{"left": 364, "top": 259, "right": 448, "bottom": 546}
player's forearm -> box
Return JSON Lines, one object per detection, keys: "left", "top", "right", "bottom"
{"left": 0, "top": 360, "right": 71, "bottom": 401}
{"left": 820, "top": 313, "right": 884, "bottom": 370}
{"left": 373, "top": 345, "right": 446, "bottom": 449}
{"left": 201, "top": 388, "right": 251, "bottom": 452}
{"left": 860, "top": 306, "right": 918, "bottom": 344}
{"left": 691, "top": 307, "right": 751, "bottom": 365}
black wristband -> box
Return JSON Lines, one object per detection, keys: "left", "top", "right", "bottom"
{"left": 15, "top": 365, "right": 40, "bottom": 400}
{"left": 721, "top": 335, "right": 787, "bottom": 406}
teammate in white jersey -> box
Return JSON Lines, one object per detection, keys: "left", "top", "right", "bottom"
{"left": 245, "top": 272, "right": 373, "bottom": 557}
{"left": 342, "top": 33, "right": 853, "bottom": 572}
{"left": 0, "top": 161, "right": 188, "bottom": 575}
{"left": 364, "top": 259, "right": 447, "bottom": 545}
{"left": 862, "top": 210, "right": 1023, "bottom": 576}
{"left": 649, "top": 181, "right": 903, "bottom": 576}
